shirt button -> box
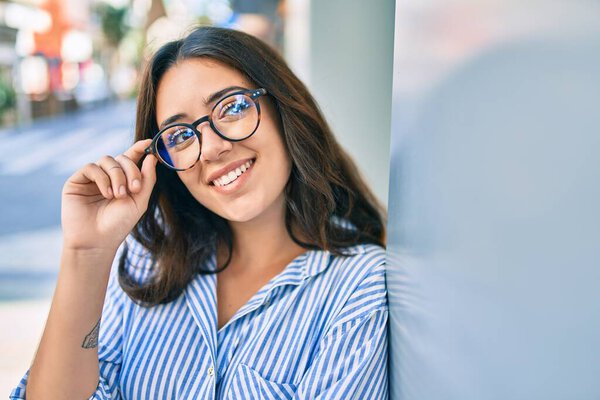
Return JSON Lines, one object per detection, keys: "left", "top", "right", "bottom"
{"left": 207, "top": 366, "right": 215, "bottom": 377}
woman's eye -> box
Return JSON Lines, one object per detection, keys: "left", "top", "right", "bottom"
{"left": 219, "top": 99, "right": 251, "bottom": 119}
{"left": 168, "top": 128, "right": 195, "bottom": 148}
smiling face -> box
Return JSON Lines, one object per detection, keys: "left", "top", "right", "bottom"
{"left": 155, "top": 57, "right": 292, "bottom": 223}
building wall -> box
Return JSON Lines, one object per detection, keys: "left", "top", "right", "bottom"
{"left": 286, "top": 0, "right": 395, "bottom": 207}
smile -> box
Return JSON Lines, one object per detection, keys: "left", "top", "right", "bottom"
{"left": 212, "top": 159, "right": 254, "bottom": 187}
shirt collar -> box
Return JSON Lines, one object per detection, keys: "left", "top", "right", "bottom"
{"left": 302, "top": 243, "right": 370, "bottom": 277}
{"left": 269, "top": 243, "right": 366, "bottom": 280}
{"left": 183, "top": 242, "right": 369, "bottom": 347}
{"left": 210, "top": 243, "right": 368, "bottom": 283}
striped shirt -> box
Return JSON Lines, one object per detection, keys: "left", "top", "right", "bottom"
{"left": 11, "top": 235, "right": 388, "bottom": 399}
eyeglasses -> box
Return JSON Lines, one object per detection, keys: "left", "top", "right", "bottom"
{"left": 144, "top": 88, "right": 267, "bottom": 171}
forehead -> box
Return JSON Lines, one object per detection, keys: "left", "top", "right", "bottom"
{"left": 155, "top": 58, "right": 251, "bottom": 120}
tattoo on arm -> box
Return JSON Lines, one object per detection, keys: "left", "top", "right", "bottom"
{"left": 82, "top": 319, "right": 101, "bottom": 349}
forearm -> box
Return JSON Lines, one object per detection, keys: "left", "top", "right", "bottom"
{"left": 27, "top": 247, "right": 117, "bottom": 400}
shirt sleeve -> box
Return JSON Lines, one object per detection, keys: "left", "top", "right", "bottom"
{"left": 293, "top": 252, "right": 389, "bottom": 399}
{"left": 9, "top": 240, "right": 139, "bottom": 400}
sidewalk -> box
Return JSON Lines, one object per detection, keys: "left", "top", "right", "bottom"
{"left": 0, "top": 227, "right": 62, "bottom": 301}
{"left": 0, "top": 228, "right": 59, "bottom": 395}
{"left": 0, "top": 298, "right": 51, "bottom": 397}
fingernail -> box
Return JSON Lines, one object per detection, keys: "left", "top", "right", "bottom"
{"left": 132, "top": 179, "right": 140, "bottom": 190}
{"left": 119, "top": 185, "right": 126, "bottom": 196}
{"left": 108, "top": 187, "right": 113, "bottom": 197}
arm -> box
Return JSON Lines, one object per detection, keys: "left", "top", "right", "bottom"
{"left": 11, "top": 139, "right": 157, "bottom": 400}
{"left": 23, "top": 248, "right": 116, "bottom": 400}
{"left": 294, "top": 257, "right": 389, "bottom": 399}
{"left": 11, "top": 249, "right": 127, "bottom": 400}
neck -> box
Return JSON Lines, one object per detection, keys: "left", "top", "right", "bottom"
{"left": 217, "top": 194, "right": 306, "bottom": 273}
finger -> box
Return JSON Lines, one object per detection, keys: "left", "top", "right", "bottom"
{"left": 97, "top": 155, "right": 129, "bottom": 199}
{"left": 131, "top": 153, "right": 158, "bottom": 212}
{"left": 115, "top": 153, "right": 142, "bottom": 194}
{"left": 67, "top": 163, "right": 114, "bottom": 199}
{"left": 123, "top": 139, "right": 154, "bottom": 165}
{"left": 138, "top": 153, "right": 158, "bottom": 199}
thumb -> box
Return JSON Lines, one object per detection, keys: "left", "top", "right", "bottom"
{"left": 138, "top": 153, "right": 158, "bottom": 200}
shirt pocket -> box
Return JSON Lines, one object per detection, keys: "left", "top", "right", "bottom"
{"left": 227, "top": 363, "right": 297, "bottom": 400}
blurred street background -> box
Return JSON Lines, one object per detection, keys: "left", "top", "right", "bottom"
{"left": 0, "top": 0, "right": 394, "bottom": 394}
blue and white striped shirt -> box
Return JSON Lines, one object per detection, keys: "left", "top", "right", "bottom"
{"left": 11, "top": 235, "right": 388, "bottom": 399}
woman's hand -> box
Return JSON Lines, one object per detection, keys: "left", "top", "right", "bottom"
{"left": 61, "top": 139, "right": 158, "bottom": 253}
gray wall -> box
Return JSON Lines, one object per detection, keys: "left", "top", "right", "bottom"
{"left": 300, "top": 0, "right": 395, "bottom": 207}
{"left": 388, "top": 1, "right": 600, "bottom": 399}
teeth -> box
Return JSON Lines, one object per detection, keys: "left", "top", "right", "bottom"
{"left": 212, "top": 159, "right": 253, "bottom": 187}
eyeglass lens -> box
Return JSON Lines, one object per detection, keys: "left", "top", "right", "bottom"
{"left": 155, "top": 93, "right": 260, "bottom": 170}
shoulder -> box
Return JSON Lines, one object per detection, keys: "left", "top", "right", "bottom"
{"left": 326, "top": 243, "right": 386, "bottom": 288}
{"left": 338, "top": 243, "right": 386, "bottom": 270}
{"left": 326, "top": 217, "right": 386, "bottom": 290}
{"left": 311, "top": 243, "right": 387, "bottom": 327}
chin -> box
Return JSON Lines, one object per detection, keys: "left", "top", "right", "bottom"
{"left": 218, "top": 206, "right": 263, "bottom": 223}
{"left": 214, "top": 193, "right": 282, "bottom": 224}
{"left": 194, "top": 184, "right": 285, "bottom": 224}
{"left": 202, "top": 193, "right": 263, "bottom": 222}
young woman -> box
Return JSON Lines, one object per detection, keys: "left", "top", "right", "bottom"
{"left": 12, "top": 26, "right": 388, "bottom": 399}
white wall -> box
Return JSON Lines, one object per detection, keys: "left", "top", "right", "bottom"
{"left": 286, "top": 0, "right": 395, "bottom": 207}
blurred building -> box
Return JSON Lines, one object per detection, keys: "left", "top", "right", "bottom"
{"left": 0, "top": 0, "right": 102, "bottom": 123}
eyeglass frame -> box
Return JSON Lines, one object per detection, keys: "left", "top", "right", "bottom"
{"left": 144, "top": 87, "right": 268, "bottom": 171}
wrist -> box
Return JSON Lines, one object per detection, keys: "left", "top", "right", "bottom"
{"left": 61, "top": 246, "right": 118, "bottom": 272}
{"left": 62, "top": 242, "right": 120, "bottom": 257}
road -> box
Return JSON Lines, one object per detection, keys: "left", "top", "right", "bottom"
{"left": 0, "top": 100, "right": 137, "bottom": 300}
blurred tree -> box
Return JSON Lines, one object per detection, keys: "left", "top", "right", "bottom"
{"left": 96, "top": 3, "right": 130, "bottom": 47}
{"left": 0, "top": 76, "right": 16, "bottom": 121}
{"left": 94, "top": 2, "right": 132, "bottom": 100}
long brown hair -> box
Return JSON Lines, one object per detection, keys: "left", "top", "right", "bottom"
{"left": 119, "top": 26, "right": 386, "bottom": 305}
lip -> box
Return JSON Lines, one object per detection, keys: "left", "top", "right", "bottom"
{"left": 206, "top": 157, "right": 255, "bottom": 185}
{"left": 210, "top": 158, "right": 255, "bottom": 194}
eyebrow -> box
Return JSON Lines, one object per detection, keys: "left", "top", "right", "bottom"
{"left": 158, "top": 85, "right": 249, "bottom": 129}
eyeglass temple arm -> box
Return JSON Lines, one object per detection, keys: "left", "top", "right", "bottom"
{"left": 249, "top": 88, "right": 267, "bottom": 99}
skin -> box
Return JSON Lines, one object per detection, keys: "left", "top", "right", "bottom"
{"left": 155, "top": 58, "right": 307, "bottom": 329}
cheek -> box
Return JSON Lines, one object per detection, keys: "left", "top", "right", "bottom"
{"left": 262, "top": 134, "right": 292, "bottom": 184}
{"left": 177, "top": 169, "right": 194, "bottom": 186}
{"left": 273, "top": 141, "right": 293, "bottom": 177}
{"left": 176, "top": 168, "right": 208, "bottom": 199}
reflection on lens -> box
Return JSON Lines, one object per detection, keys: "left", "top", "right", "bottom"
{"left": 213, "top": 94, "right": 259, "bottom": 140}
{"left": 156, "top": 125, "right": 200, "bottom": 170}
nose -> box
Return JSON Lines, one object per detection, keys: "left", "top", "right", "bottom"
{"left": 198, "top": 121, "right": 232, "bottom": 162}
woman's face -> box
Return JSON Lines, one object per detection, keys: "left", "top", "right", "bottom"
{"left": 155, "top": 58, "right": 292, "bottom": 223}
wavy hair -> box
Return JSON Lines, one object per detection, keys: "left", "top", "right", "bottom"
{"left": 119, "top": 26, "right": 386, "bottom": 305}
